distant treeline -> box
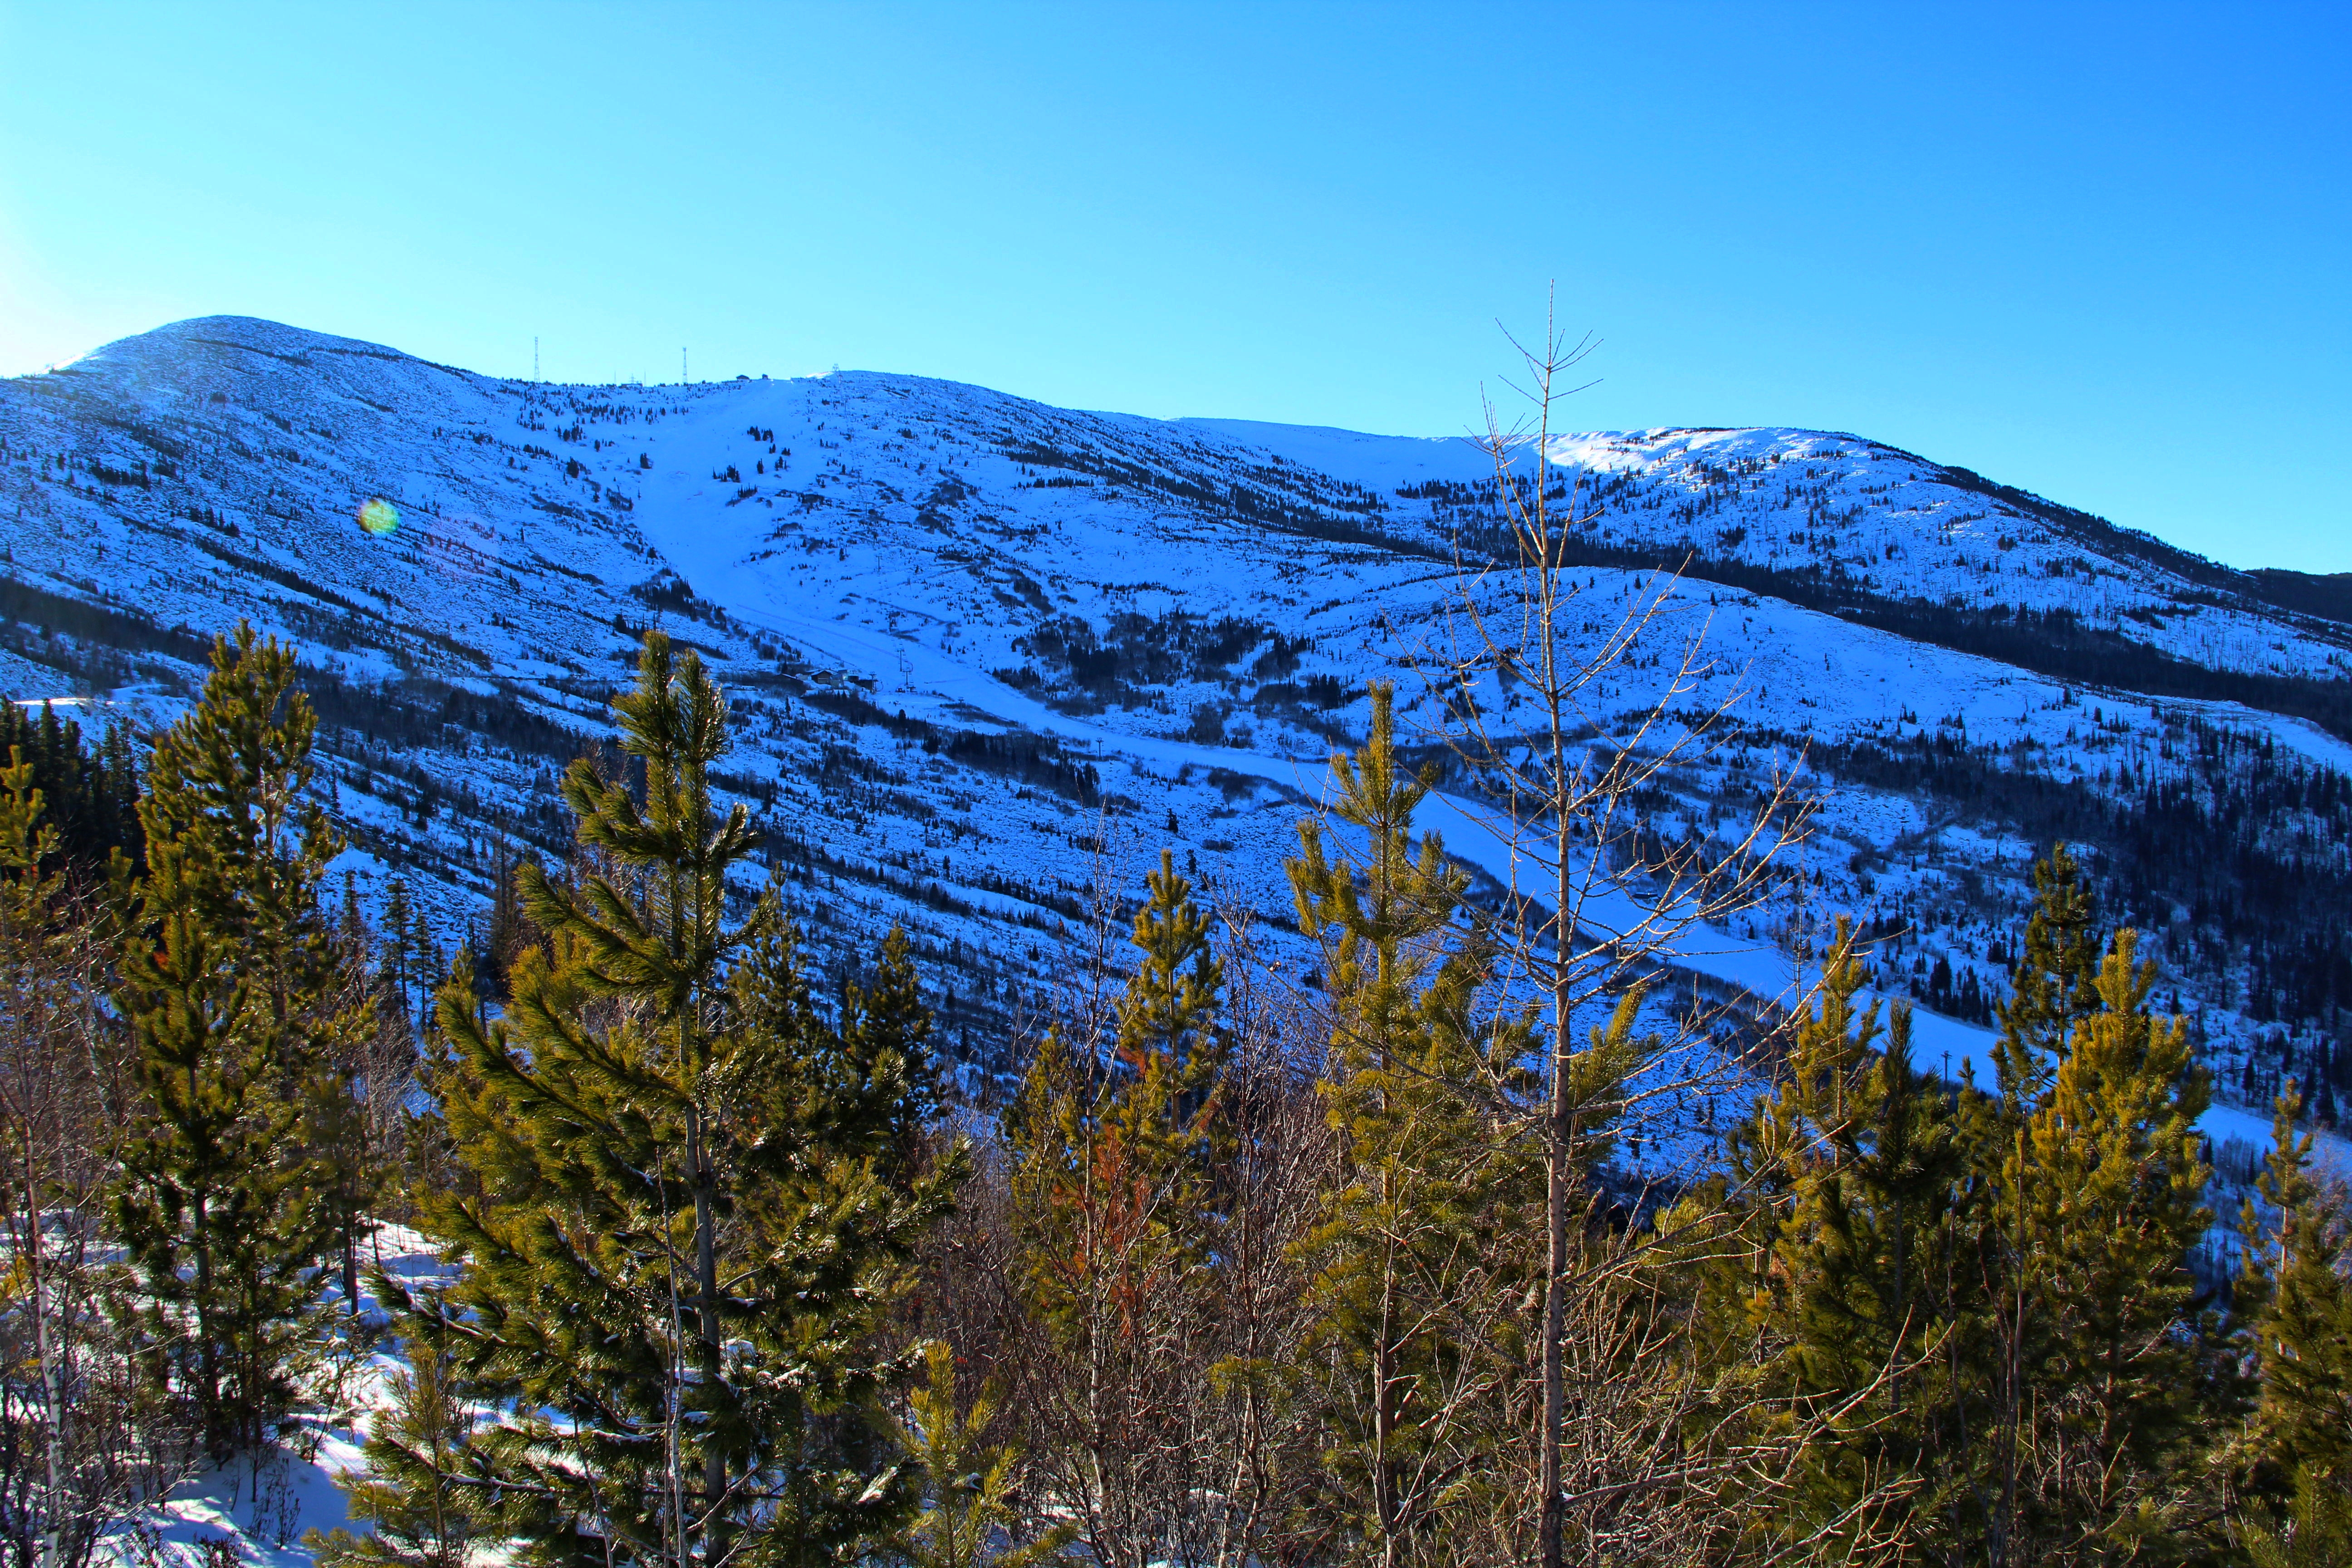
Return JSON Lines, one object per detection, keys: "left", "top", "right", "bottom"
{"left": 1810, "top": 712, "right": 2352, "bottom": 1114}
{"left": 1450, "top": 517, "right": 2352, "bottom": 743}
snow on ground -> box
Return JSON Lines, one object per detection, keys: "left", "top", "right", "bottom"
{"left": 118, "top": 1225, "right": 451, "bottom": 1568}
{"left": 4, "top": 321, "right": 2332, "bottom": 1568}
{"left": 4, "top": 313, "right": 2346, "bottom": 1127}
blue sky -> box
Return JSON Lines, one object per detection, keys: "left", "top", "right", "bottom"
{"left": 2, "top": 2, "right": 2345, "bottom": 570}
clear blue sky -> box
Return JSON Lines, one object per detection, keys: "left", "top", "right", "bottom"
{"left": 2, "top": 2, "right": 2345, "bottom": 571}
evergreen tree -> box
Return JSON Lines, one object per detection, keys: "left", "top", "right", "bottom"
{"left": 831, "top": 928, "right": 945, "bottom": 1184}
{"left": 1991, "top": 843, "right": 2102, "bottom": 1113}
{"left": 305, "top": 1314, "right": 482, "bottom": 1568}
{"left": 2244, "top": 1482, "right": 2352, "bottom": 1568}
{"left": 2014, "top": 927, "right": 2215, "bottom": 1557}
{"left": 881, "top": 1342, "right": 1076, "bottom": 1568}
{"left": 1003, "top": 851, "right": 1229, "bottom": 1568}
{"left": 1702, "top": 882, "right": 2230, "bottom": 1563}
{"left": 1726, "top": 920, "right": 2001, "bottom": 1559}
{"left": 321, "top": 872, "right": 384, "bottom": 1313}
{"left": 0, "top": 703, "right": 141, "bottom": 874}
{"left": 1285, "top": 683, "right": 1533, "bottom": 1562}
{"left": 108, "top": 625, "right": 362, "bottom": 1460}
{"left": 383, "top": 631, "right": 961, "bottom": 1568}
{"left": 379, "top": 877, "right": 416, "bottom": 1028}
{"left": 2236, "top": 1083, "right": 2352, "bottom": 1564}
{"left": 1105, "top": 850, "right": 1228, "bottom": 1195}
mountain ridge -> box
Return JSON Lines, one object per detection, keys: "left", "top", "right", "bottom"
{"left": 5, "top": 314, "right": 2347, "bottom": 1127}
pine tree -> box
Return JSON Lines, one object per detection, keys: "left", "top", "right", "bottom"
{"left": 1991, "top": 842, "right": 2102, "bottom": 1113}
{"left": 108, "top": 624, "right": 362, "bottom": 1460}
{"left": 2245, "top": 1483, "right": 2352, "bottom": 1568}
{"left": 385, "top": 631, "right": 962, "bottom": 1568}
{"left": 1285, "top": 683, "right": 1533, "bottom": 1561}
{"left": 1728, "top": 920, "right": 2000, "bottom": 1558}
{"left": 1105, "top": 849, "right": 1228, "bottom": 1194}
{"left": 881, "top": 1342, "right": 1076, "bottom": 1568}
{"left": 379, "top": 877, "right": 415, "bottom": 1029}
{"left": 2015, "top": 927, "right": 2215, "bottom": 1555}
{"left": 1003, "top": 851, "right": 1229, "bottom": 1568}
{"left": 1715, "top": 852, "right": 2235, "bottom": 1563}
{"left": 2237, "top": 1083, "right": 2352, "bottom": 1563}
{"left": 831, "top": 927, "right": 945, "bottom": 1183}
{"left": 0, "top": 703, "right": 142, "bottom": 872}
{"left": 305, "top": 1313, "right": 481, "bottom": 1568}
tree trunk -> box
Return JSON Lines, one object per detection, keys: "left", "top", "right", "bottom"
{"left": 1540, "top": 738, "right": 1574, "bottom": 1568}
{"left": 690, "top": 1109, "right": 726, "bottom": 1565}
{"left": 26, "top": 1142, "right": 63, "bottom": 1568}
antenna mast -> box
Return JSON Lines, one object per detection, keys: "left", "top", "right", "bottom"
{"left": 534, "top": 336, "right": 540, "bottom": 382}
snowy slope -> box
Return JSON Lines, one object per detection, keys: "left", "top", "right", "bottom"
{"left": 3, "top": 315, "right": 2347, "bottom": 1120}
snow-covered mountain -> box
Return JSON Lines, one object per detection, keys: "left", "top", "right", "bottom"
{"left": 4, "top": 315, "right": 2347, "bottom": 1127}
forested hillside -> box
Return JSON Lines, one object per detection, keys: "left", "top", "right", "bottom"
{"left": 2, "top": 315, "right": 2346, "bottom": 1127}
{"left": 3, "top": 622, "right": 2345, "bottom": 1567}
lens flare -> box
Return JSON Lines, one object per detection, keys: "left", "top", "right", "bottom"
{"left": 357, "top": 497, "right": 399, "bottom": 536}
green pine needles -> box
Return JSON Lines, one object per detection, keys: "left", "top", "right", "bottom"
{"left": 1287, "top": 681, "right": 1535, "bottom": 1554}
{"left": 308, "top": 1318, "right": 482, "bottom": 1568}
{"left": 883, "top": 1342, "right": 1076, "bottom": 1568}
{"left": 2236, "top": 1083, "right": 2352, "bottom": 1564}
{"left": 108, "top": 624, "right": 367, "bottom": 1462}
{"left": 1705, "top": 852, "right": 2229, "bottom": 1563}
{"left": 1001, "top": 848, "right": 1231, "bottom": 1568}
{"left": 378, "top": 631, "right": 964, "bottom": 1568}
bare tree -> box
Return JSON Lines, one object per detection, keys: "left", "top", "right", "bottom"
{"left": 1406, "top": 302, "right": 1817, "bottom": 1567}
{"left": 1189, "top": 882, "right": 1333, "bottom": 1568}
{"left": 993, "top": 824, "right": 1335, "bottom": 1568}
{"left": 998, "top": 818, "right": 1207, "bottom": 1568}
{"left": 0, "top": 760, "right": 194, "bottom": 1568}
